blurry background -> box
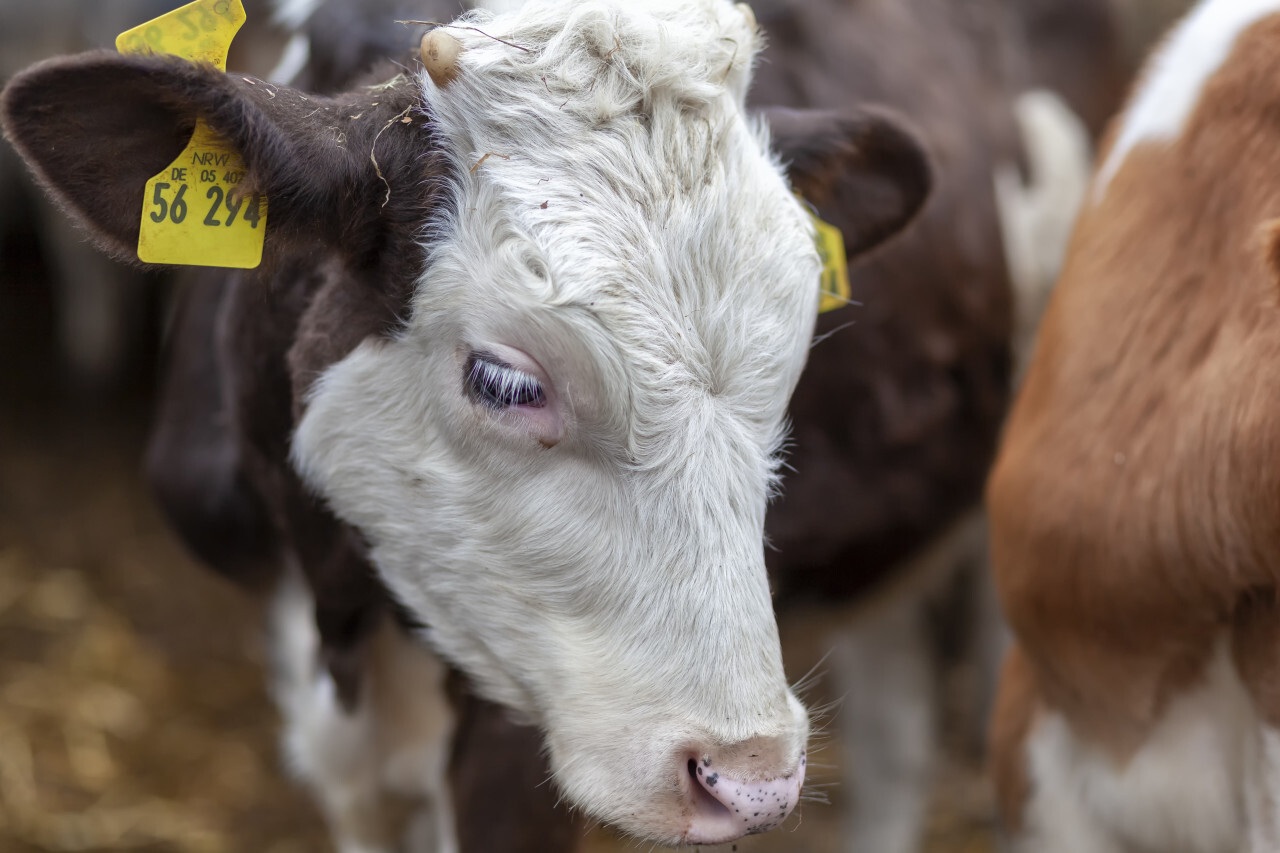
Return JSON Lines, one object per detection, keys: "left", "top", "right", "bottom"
{"left": 0, "top": 0, "right": 1193, "bottom": 851}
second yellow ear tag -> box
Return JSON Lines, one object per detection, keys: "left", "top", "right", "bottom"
{"left": 117, "top": 0, "right": 267, "bottom": 269}
{"left": 812, "top": 213, "right": 850, "bottom": 313}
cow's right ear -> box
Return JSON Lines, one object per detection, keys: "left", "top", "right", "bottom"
{"left": 1, "top": 51, "right": 430, "bottom": 265}
{"left": 763, "top": 105, "right": 932, "bottom": 259}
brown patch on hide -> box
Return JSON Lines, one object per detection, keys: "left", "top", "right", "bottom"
{"left": 447, "top": 673, "right": 583, "bottom": 852}
{"left": 988, "top": 13, "right": 1280, "bottom": 760}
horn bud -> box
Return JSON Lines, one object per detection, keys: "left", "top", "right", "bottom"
{"left": 421, "top": 29, "right": 463, "bottom": 87}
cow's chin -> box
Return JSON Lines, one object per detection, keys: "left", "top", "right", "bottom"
{"left": 416, "top": 618, "right": 812, "bottom": 844}
{"left": 354, "top": 558, "right": 812, "bottom": 845}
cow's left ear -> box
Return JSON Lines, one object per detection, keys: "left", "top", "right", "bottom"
{"left": 762, "top": 105, "right": 932, "bottom": 258}
{"left": 1, "top": 51, "right": 431, "bottom": 265}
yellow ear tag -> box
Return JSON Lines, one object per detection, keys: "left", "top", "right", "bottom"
{"left": 117, "top": 0, "right": 266, "bottom": 269}
{"left": 812, "top": 213, "right": 850, "bottom": 313}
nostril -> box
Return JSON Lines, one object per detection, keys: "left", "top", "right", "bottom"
{"left": 687, "top": 756, "right": 732, "bottom": 818}
{"left": 681, "top": 746, "right": 806, "bottom": 845}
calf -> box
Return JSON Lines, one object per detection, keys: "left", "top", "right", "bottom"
{"left": 1, "top": 0, "right": 930, "bottom": 849}
{"left": 988, "top": 1, "right": 1280, "bottom": 850}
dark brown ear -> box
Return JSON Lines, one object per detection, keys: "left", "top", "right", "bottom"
{"left": 1, "top": 50, "right": 431, "bottom": 265}
{"left": 763, "top": 105, "right": 932, "bottom": 258}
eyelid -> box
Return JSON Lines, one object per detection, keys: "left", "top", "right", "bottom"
{"left": 472, "top": 351, "right": 519, "bottom": 373}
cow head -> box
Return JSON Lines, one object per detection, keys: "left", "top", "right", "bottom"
{"left": 1, "top": 0, "right": 929, "bottom": 844}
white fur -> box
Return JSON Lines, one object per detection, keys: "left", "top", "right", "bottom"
{"left": 291, "top": 0, "right": 815, "bottom": 844}
{"left": 833, "top": 593, "right": 936, "bottom": 853}
{"left": 267, "top": 32, "right": 311, "bottom": 85}
{"left": 830, "top": 510, "right": 995, "bottom": 853}
{"left": 1017, "top": 642, "right": 1252, "bottom": 853}
{"left": 272, "top": 574, "right": 458, "bottom": 853}
{"left": 1246, "top": 727, "right": 1280, "bottom": 852}
{"left": 1095, "top": 0, "right": 1280, "bottom": 198}
{"left": 994, "top": 90, "right": 1091, "bottom": 382}
{"left": 473, "top": 0, "right": 528, "bottom": 14}
{"left": 271, "top": 0, "right": 322, "bottom": 29}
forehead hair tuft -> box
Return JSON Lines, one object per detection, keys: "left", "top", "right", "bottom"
{"left": 442, "top": 0, "right": 759, "bottom": 124}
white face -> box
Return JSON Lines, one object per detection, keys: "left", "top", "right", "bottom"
{"left": 292, "top": 0, "right": 818, "bottom": 842}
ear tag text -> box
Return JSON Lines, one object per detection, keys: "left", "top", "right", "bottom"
{"left": 118, "top": 0, "right": 267, "bottom": 269}
{"left": 812, "top": 213, "right": 850, "bottom": 313}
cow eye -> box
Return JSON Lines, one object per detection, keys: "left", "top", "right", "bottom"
{"left": 465, "top": 351, "right": 547, "bottom": 409}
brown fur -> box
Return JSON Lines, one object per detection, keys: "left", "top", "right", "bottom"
{"left": 987, "top": 13, "right": 1280, "bottom": 828}
{"left": 1011, "top": 0, "right": 1129, "bottom": 139}
{"left": 752, "top": 0, "right": 1022, "bottom": 602}
{"left": 446, "top": 672, "right": 584, "bottom": 852}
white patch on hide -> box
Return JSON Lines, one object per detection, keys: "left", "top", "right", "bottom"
{"left": 1095, "top": 0, "right": 1280, "bottom": 199}
{"left": 1244, "top": 726, "right": 1280, "bottom": 852}
{"left": 994, "top": 89, "right": 1091, "bottom": 382}
{"left": 268, "top": 32, "right": 311, "bottom": 84}
{"left": 1017, "top": 642, "right": 1251, "bottom": 853}
{"left": 271, "top": 0, "right": 322, "bottom": 29}
{"left": 271, "top": 574, "right": 458, "bottom": 853}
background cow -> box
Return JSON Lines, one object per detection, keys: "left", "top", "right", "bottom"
{"left": 988, "top": 0, "right": 1280, "bottom": 850}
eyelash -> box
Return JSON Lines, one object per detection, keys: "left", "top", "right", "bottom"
{"left": 465, "top": 352, "right": 547, "bottom": 409}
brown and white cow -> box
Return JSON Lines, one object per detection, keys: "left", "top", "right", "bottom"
{"left": 1, "top": 1, "right": 931, "bottom": 850}
{"left": 988, "top": 1, "right": 1280, "bottom": 850}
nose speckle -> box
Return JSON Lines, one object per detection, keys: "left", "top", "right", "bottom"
{"left": 684, "top": 749, "right": 806, "bottom": 842}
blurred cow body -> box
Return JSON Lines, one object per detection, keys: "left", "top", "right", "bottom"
{"left": 989, "top": 1, "right": 1280, "bottom": 850}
